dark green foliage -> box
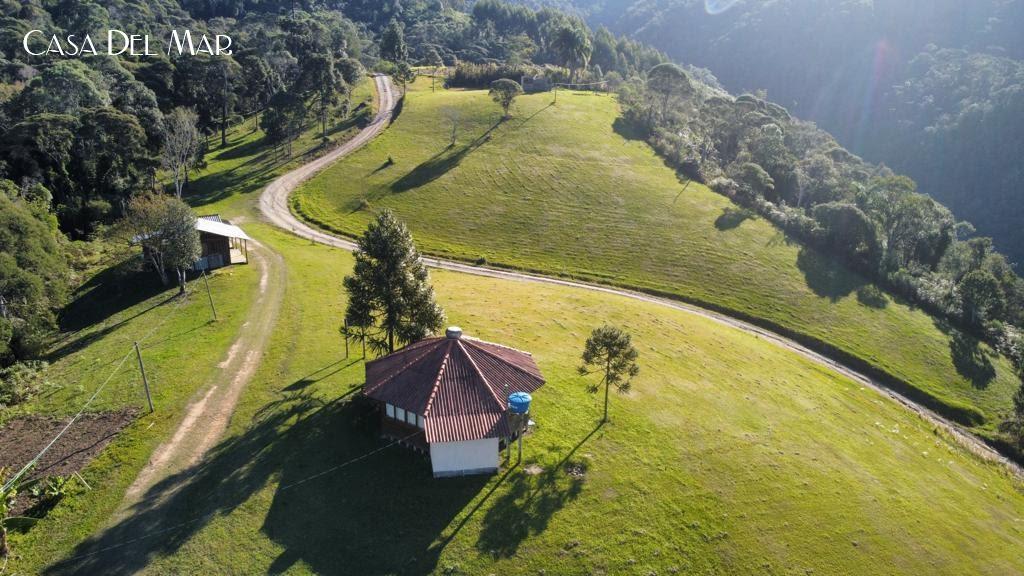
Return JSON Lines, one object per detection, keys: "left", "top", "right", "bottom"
{"left": 261, "top": 92, "right": 306, "bottom": 153}
{"left": 578, "top": 324, "right": 639, "bottom": 422}
{"left": 118, "top": 194, "right": 200, "bottom": 294}
{"left": 0, "top": 182, "right": 67, "bottom": 364}
{"left": 811, "top": 203, "right": 880, "bottom": 270}
{"left": 0, "top": 361, "right": 48, "bottom": 410}
{"left": 488, "top": 78, "right": 523, "bottom": 117}
{"left": 380, "top": 18, "right": 408, "bottom": 63}
{"left": 343, "top": 210, "right": 445, "bottom": 355}
{"left": 959, "top": 270, "right": 1006, "bottom": 327}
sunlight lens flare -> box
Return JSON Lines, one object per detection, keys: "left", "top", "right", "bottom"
{"left": 705, "top": 0, "right": 742, "bottom": 15}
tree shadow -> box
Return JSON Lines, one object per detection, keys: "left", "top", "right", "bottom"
{"left": 474, "top": 422, "right": 601, "bottom": 558}
{"left": 390, "top": 120, "right": 503, "bottom": 193}
{"left": 796, "top": 248, "right": 866, "bottom": 302}
{"left": 714, "top": 206, "right": 755, "bottom": 231}
{"left": 45, "top": 391, "right": 486, "bottom": 576}
{"left": 948, "top": 329, "right": 996, "bottom": 389}
{"left": 48, "top": 267, "right": 181, "bottom": 362}
{"left": 611, "top": 116, "right": 647, "bottom": 143}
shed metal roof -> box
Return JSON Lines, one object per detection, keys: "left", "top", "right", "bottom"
{"left": 364, "top": 334, "right": 545, "bottom": 443}
{"left": 196, "top": 218, "right": 251, "bottom": 240}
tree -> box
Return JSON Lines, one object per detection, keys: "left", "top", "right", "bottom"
{"left": 161, "top": 108, "right": 202, "bottom": 198}
{"left": 121, "top": 194, "right": 200, "bottom": 294}
{"left": 0, "top": 183, "right": 67, "bottom": 364}
{"left": 342, "top": 210, "right": 445, "bottom": 355}
{"left": 646, "top": 63, "right": 692, "bottom": 119}
{"left": 578, "top": 325, "right": 640, "bottom": 423}
{"left": 552, "top": 25, "right": 592, "bottom": 82}
{"left": 299, "top": 54, "right": 347, "bottom": 138}
{"left": 959, "top": 270, "right": 1005, "bottom": 326}
{"left": 380, "top": 18, "right": 408, "bottom": 63}
{"left": 237, "top": 54, "right": 282, "bottom": 133}
{"left": 442, "top": 106, "right": 461, "bottom": 147}
{"left": 262, "top": 91, "right": 307, "bottom": 155}
{"left": 811, "top": 202, "right": 880, "bottom": 269}
{"left": 426, "top": 46, "right": 445, "bottom": 92}
{"left": 489, "top": 78, "right": 523, "bottom": 118}
{"left": 1000, "top": 379, "right": 1024, "bottom": 451}
{"left": 393, "top": 61, "right": 417, "bottom": 92}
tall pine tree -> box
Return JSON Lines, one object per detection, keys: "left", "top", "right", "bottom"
{"left": 343, "top": 210, "right": 445, "bottom": 355}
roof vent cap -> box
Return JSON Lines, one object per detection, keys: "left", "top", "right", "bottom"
{"left": 445, "top": 326, "right": 463, "bottom": 339}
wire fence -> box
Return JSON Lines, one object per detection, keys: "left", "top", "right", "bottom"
{"left": 2, "top": 283, "right": 197, "bottom": 492}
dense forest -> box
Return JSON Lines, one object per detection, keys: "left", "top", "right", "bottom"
{"left": 1, "top": 0, "right": 1023, "bottom": 448}
{"left": 526, "top": 0, "right": 1024, "bottom": 268}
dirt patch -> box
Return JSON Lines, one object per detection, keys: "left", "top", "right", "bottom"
{"left": 524, "top": 464, "right": 544, "bottom": 475}
{"left": 0, "top": 410, "right": 136, "bottom": 514}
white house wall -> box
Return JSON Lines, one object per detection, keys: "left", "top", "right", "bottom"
{"left": 429, "top": 438, "right": 500, "bottom": 477}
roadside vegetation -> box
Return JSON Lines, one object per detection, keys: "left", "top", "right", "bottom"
{"left": 293, "top": 79, "right": 1021, "bottom": 438}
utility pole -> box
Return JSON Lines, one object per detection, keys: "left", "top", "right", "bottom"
{"left": 135, "top": 342, "right": 154, "bottom": 413}
{"left": 202, "top": 271, "right": 218, "bottom": 321}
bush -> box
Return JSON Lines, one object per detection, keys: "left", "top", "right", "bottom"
{"left": 447, "top": 63, "right": 532, "bottom": 89}
{"left": 0, "top": 361, "right": 49, "bottom": 409}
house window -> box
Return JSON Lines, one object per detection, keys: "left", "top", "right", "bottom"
{"left": 406, "top": 411, "right": 417, "bottom": 426}
{"left": 417, "top": 415, "right": 425, "bottom": 429}
{"left": 395, "top": 407, "right": 406, "bottom": 422}
{"left": 385, "top": 403, "right": 395, "bottom": 418}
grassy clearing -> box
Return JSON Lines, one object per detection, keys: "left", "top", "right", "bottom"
{"left": 6, "top": 261, "right": 258, "bottom": 571}
{"left": 48, "top": 225, "right": 1024, "bottom": 575}
{"left": 185, "top": 78, "right": 375, "bottom": 219}
{"left": 293, "top": 78, "right": 1019, "bottom": 433}
{"left": 4, "top": 80, "right": 374, "bottom": 571}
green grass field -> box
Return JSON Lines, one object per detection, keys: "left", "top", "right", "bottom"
{"left": 46, "top": 226, "right": 1024, "bottom": 575}
{"left": 4, "top": 80, "right": 375, "bottom": 572}
{"left": 292, "top": 78, "right": 1019, "bottom": 433}
{"left": 6, "top": 259, "right": 259, "bottom": 569}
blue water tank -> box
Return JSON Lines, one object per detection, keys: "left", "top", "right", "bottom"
{"left": 508, "top": 392, "right": 532, "bottom": 414}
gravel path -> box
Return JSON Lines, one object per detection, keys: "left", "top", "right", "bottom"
{"left": 259, "top": 75, "right": 1021, "bottom": 476}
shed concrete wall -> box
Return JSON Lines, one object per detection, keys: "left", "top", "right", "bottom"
{"left": 429, "top": 438, "right": 499, "bottom": 477}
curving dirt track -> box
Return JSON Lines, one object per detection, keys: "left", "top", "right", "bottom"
{"left": 259, "top": 75, "right": 1022, "bottom": 476}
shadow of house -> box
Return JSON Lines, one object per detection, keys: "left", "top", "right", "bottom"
{"left": 796, "top": 247, "right": 866, "bottom": 302}
{"left": 475, "top": 422, "right": 599, "bottom": 558}
{"left": 46, "top": 392, "right": 485, "bottom": 576}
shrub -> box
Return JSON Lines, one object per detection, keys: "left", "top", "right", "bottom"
{"left": 0, "top": 361, "right": 49, "bottom": 409}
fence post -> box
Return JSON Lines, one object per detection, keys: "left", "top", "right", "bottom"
{"left": 135, "top": 342, "right": 154, "bottom": 413}
{"left": 202, "top": 271, "right": 218, "bottom": 321}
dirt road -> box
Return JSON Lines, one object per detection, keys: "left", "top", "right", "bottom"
{"left": 118, "top": 242, "right": 286, "bottom": 511}
{"left": 258, "top": 75, "right": 1020, "bottom": 475}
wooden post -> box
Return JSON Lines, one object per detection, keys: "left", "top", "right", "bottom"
{"left": 202, "top": 271, "right": 218, "bottom": 321}
{"left": 135, "top": 342, "right": 154, "bottom": 413}
{"left": 343, "top": 321, "right": 349, "bottom": 358}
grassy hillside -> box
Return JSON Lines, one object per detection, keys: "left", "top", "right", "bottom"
{"left": 293, "top": 78, "right": 1019, "bottom": 433}
{"left": 6, "top": 260, "right": 259, "bottom": 568}
{"left": 49, "top": 226, "right": 1024, "bottom": 575}
{"left": 4, "top": 80, "right": 375, "bottom": 571}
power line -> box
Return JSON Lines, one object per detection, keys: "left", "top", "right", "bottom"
{"left": 3, "top": 285, "right": 195, "bottom": 493}
{"left": 56, "top": 429, "right": 417, "bottom": 563}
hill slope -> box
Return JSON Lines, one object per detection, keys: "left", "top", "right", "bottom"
{"left": 49, "top": 226, "right": 1024, "bottom": 575}
{"left": 293, "top": 80, "right": 1020, "bottom": 434}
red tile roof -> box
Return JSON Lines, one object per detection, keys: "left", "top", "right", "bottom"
{"left": 364, "top": 334, "right": 545, "bottom": 443}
